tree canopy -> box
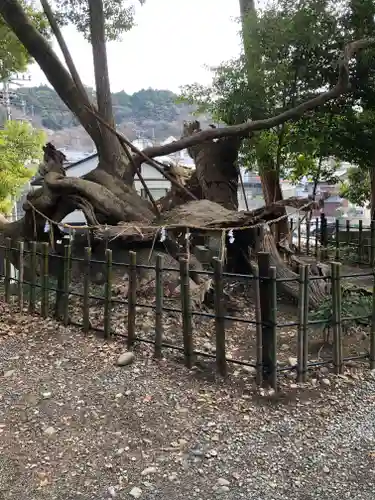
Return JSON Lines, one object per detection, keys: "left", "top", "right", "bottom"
{"left": 0, "top": 1, "right": 48, "bottom": 80}
{"left": 0, "top": 120, "right": 45, "bottom": 214}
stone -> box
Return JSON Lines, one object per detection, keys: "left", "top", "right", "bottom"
{"left": 242, "top": 366, "right": 256, "bottom": 375}
{"left": 217, "top": 478, "right": 230, "bottom": 486}
{"left": 288, "top": 357, "right": 298, "bottom": 367}
{"left": 321, "top": 378, "right": 331, "bottom": 386}
{"left": 108, "top": 486, "right": 117, "bottom": 497}
{"left": 129, "top": 487, "right": 142, "bottom": 498}
{"left": 141, "top": 467, "right": 157, "bottom": 476}
{"left": 116, "top": 352, "right": 135, "bottom": 367}
{"left": 290, "top": 384, "right": 298, "bottom": 389}
{"left": 41, "top": 392, "right": 52, "bottom": 399}
{"left": 219, "top": 486, "right": 230, "bottom": 493}
{"left": 44, "top": 426, "right": 57, "bottom": 436}
{"left": 4, "top": 370, "right": 15, "bottom": 378}
{"left": 323, "top": 466, "right": 330, "bottom": 474}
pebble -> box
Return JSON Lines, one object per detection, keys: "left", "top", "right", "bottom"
{"left": 288, "top": 357, "right": 298, "bottom": 367}
{"left": 323, "top": 466, "right": 330, "bottom": 474}
{"left": 321, "top": 378, "right": 331, "bottom": 386}
{"left": 219, "top": 486, "right": 230, "bottom": 493}
{"left": 141, "top": 467, "right": 157, "bottom": 476}
{"left": 217, "top": 478, "right": 230, "bottom": 486}
{"left": 41, "top": 391, "right": 52, "bottom": 399}
{"left": 116, "top": 352, "right": 135, "bottom": 367}
{"left": 129, "top": 486, "right": 142, "bottom": 498}
{"left": 242, "top": 365, "right": 256, "bottom": 375}
{"left": 108, "top": 486, "right": 117, "bottom": 497}
{"left": 4, "top": 370, "right": 15, "bottom": 378}
{"left": 43, "top": 426, "right": 57, "bottom": 436}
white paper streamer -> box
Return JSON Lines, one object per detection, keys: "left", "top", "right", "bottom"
{"left": 160, "top": 227, "right": 166, "bottom": 242}
{"left": 228, "top": 229, "right": 235, "bottom": 244}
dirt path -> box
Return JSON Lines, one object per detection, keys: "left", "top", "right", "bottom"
{"left": 0, "top": 301, "right": 374, "bottom": 500}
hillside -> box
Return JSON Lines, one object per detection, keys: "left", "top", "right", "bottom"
{"left": 3, "top": 85, "right": 211, "bottom": 151}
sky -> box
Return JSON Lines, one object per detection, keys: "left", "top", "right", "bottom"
{"left": 27, "top": 0, "right": 243, "bottom": 94}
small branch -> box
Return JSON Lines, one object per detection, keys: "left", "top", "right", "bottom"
{"left": 84, "top": 105, "right": 198, "bottom": 201}
{"left": 135, "top": 38, "right": 375, "bottom": 161}
{"left": 40, "top": 0, "right": 93, "bottom": 107}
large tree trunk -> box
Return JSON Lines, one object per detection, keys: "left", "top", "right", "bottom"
{"left": 181, "top": 121, "right": 241, "bottom": 211}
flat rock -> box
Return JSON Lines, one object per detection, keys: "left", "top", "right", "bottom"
{"left": 116, "top": 352, "right": 135, "bottom": 367}
{"left": 129, "top": 486, "right": 142, "bottom": 498}
{"left": 141, "top": 467, "right": 157, "bottom": 476}
{"left": 217, "top": 478, "right": 230, "bottom": 486}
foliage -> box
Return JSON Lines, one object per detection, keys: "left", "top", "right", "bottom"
{"left": 0, "top": 121, "right": 45, "bottom": 214}
{"left": 0, "top": 1, "right": 48, "bottom": 80}
{"left": 179, "top": 0, "right": 341, "bottom": 181}
{"left": 55, "top": 0, "right": 145, "bottom": 41}
{"left": 13, "top": 85, "right": 191, "bottom": 135}
{"left": 339, "top": 167, "right": 371, "bottom": 207}
{"left": 310, "top": 286, "right": 372, "bottom": 328}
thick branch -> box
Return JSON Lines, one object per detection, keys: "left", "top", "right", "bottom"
{"left": 136, "top": 38, "right": 375, "bottom": 160}
{"left": 0, "top": 0, "right": 102, "bottom": 145}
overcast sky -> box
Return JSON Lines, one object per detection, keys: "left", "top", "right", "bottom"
{"left": 28, "top": 0, "right": 243, "bottom": 94}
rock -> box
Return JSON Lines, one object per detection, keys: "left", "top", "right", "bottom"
{"left": 44, "top": 426, "right": 57, "bottom": 436}
{"left": 288, "top": 357, "right": 298, "bottom": 367}
{"left": 4, "top": 370, "right": 15, "bottom": 378}
{"left": 219, "top": 486, "right": 230, "bottom": 493}
{"left": 41, "top": 391, "right": 52, "bottom": 399}
{"left": 217, "top": 478, "right": 230, "bottom": 486}
{"left": 141, "top": 467, "right": 157, "bottom": 476}
{"left": 168, "top": 473, "right": 178, "bottom": 481}
{"left": 242, "top": 366, "right": 256, "bottom": 375}
{"left": 129, "top": 487, "right": 142, "bottom": 498}
{"left": 290, "top": 383, "right": 298, "bottom": 389}
{"left": 323, "top": 466, "right": 330, "bottom": 474}
{"left": 117, "top": 352, "right": 135, "bottom": 367}
{"left": 321, "top": 378, "right": 331, "bottom": 386}
{"left": 108, "top": 486, "right": 117, "bottom": 497}
{"left": 320, "top": 366, "right": 329, "bottom": 375}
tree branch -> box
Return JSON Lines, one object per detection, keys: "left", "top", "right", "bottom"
{"left": 136, "top": 38, "right": 375, "bottom": 160}
{"left": 0, "top": 0, "right": 102, "bottom": 145}
{"left": 40, "top": 0, "right": 93, "bottom": 107}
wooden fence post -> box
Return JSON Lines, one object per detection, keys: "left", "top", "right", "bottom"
{"left": 103, "top": 248, "right": 112, "bottom": 339}
{"left": 41, "top": 242, "right": 49, "bottom": 318}
{"left": 29, "top": 241, "right": 37, "bottom": 313}
{"left": 253, "top": 264, "right": 263, "bottom": 386}
{"left": 179, "top": 256, "right": 194, "bottom": 369}
{"left": 4, "top": 237, "right": 11, "bottom": 303}
{"left": 127, "top": 251, "right": 137, "bottom": 349}
{"left": 258, "top": 252, "right": 277, "bottom": 385}
{"left": 331, "top": 262, "right": 343, "bottom": 374}
{"left": 213, "top": 257, "right": 227, "bottom": 377}
{"left": 18, "top": 240, "right": 24, "bottom": 311}
{"left": 154, "top": 254, "right": 164, "bottom": 359}
{"left": 83, "top": 246, "right": 91, "bottom": 333}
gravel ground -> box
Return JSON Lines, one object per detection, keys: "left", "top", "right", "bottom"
{"left": 1, "top": 301, "right": 375, "bottom": 500}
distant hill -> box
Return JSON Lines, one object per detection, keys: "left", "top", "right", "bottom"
{"left": 2, "top": 85, "right": 212, "bottom": 151}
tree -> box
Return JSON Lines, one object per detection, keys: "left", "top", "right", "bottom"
{"left": 0, "top": 120, "right": 45, "bottom": 213}
{"left": 180, "top": 0, "right": 340, "bottom": 238}
{"left": 0, "top": 1, "right": 47, "bottom": 80}
{"left": 0, "top": 0, "right": 372, "bottom": 308}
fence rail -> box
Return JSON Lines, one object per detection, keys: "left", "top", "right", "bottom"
{"left": 1, "top": 229, "right": 375, "bottom": 390}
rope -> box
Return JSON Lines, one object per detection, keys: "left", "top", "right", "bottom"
{"left": 25, "top": 199, "right": 314, "bottom": 235}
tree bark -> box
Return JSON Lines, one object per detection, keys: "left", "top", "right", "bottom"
{"left": 181, "top": 121, "right": 241, "bottom": 211}
{"left": 87, "top": 0, "right": 129, "bottom": 180}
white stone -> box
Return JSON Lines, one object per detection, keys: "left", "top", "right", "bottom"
{"left": 44, "top": 426, "right": 57, "bottom": 436}
{"left": 4, "top": 370, "right": 15, "bottom": 378}
{"left": 129, "top": 486, "right": 142, "bottom": 498}
{"left": 217, "top": 478, "right": 230, "bottom": 486}
{"left": 288, "top": 357, "right": 298, "bottom": 367}
{"left": 108, "top": 486, "right": 117, "bottom": 497}
{"left": 117, "top": 352, "right": 135, "bottom": 367}
{"left": 141, "top": 467, "right": 157, "bottom": 476}
{"left": 322, "top": 378, "right": 331, "bottom": 386}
